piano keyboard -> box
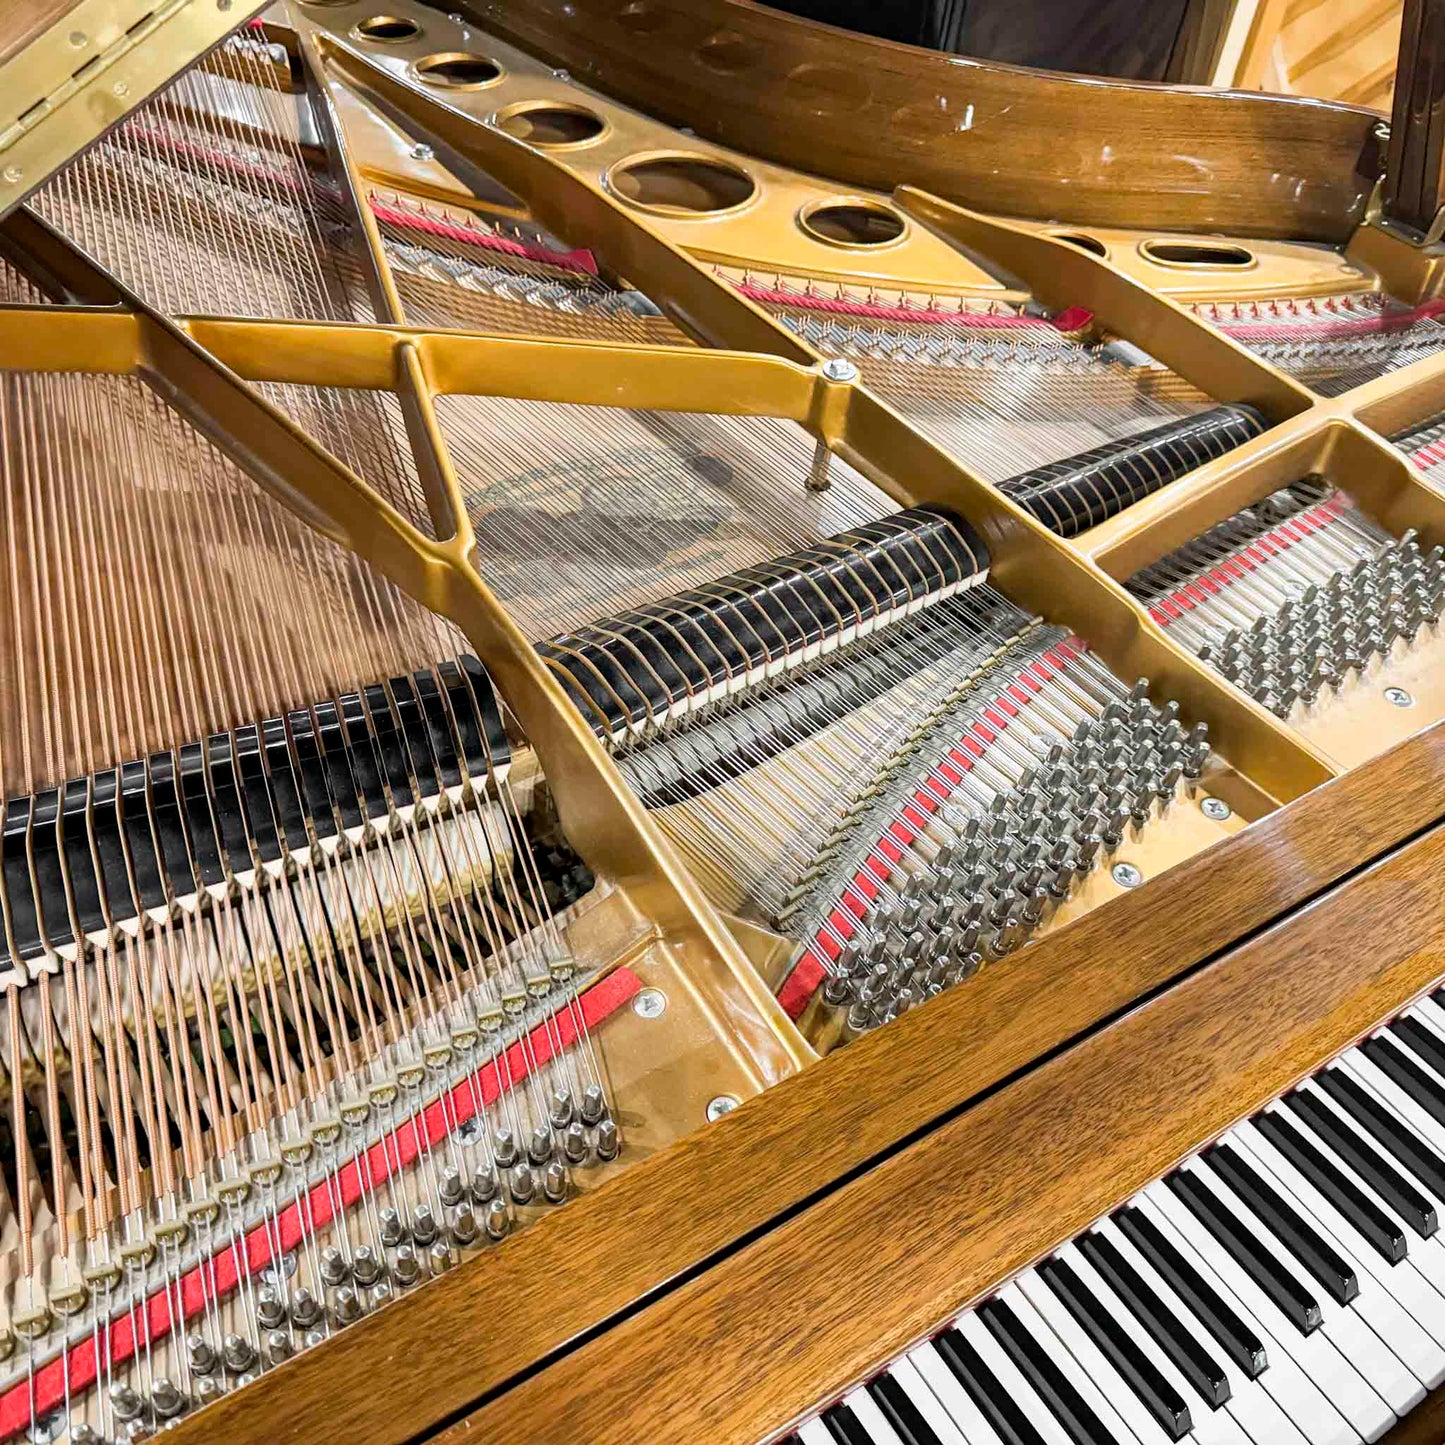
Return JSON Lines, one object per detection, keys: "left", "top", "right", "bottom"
{"left": 783, "top": 985, "right": 1445, "bottom": 1445}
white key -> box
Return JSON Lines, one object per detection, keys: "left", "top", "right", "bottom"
{"left": 846, "top": 1386, "right": 906, "bottom": 1445}
{"left": 1337, "top": 1050, "right": 1445, "bottom": 1161}
{"left": 1016, "top": 1269, "right": 1170, "bottom": 1445}
{"left": 1408, "top": 998, "right": 1445, "bottom": 1041}
{"left": 909, "top": 1341, "right": 1007, "bottom": 1445}
{"left": 1233, "top": 1120, "right": 1445, "bottom": 1387}
{"left": 799, "top": 1418, "right": 836, "bottom": 1445}
{"left": 1188, "top": 1155, "right": 1412, "bottom": 1420}
{"left": 955, "top": 1310, "right": 1075, "bottom": 1445}
{"left": 889, "top": 1356, "right": 974, "bottom": 1445}
{"left": 1057, "top": 1238, "right": 1256, "bottom": 1445}
{"left": 1000, "top": 1282, "right": 1146, "bottom": 1444}
{"left": 1138, "top": 1185, "right": 1359, "bottom": 1445}
{"left": 1285, "top": 1085, "right": 1445, "bottom": 1299}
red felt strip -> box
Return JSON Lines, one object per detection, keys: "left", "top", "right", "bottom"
{"left": 0, "top": 968, "right": 642, "bottom": 1441}
{"left": 731, "top": 284, "right": 1094, "bottom": 334}
{"left": 776, "top": 642, "right": 1086, "bottom": 1017}
{"left": 1214, "top": 299, "right": 1445, "bottom": 343}
{"left": 1150, "top": 496, "right": 1349, "bottom": 629}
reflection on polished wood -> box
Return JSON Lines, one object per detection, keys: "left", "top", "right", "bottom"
{"left": 170, "top": 719, "right": 1445, "bottom": 1445}
{"left": 466, "top": 0, "right": 1384, "bottom": 239}
{"left": 444, "top": 821, "right": 1445, "bottom": 1445}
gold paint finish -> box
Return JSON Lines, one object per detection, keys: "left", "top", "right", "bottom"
{"left": 0, "top": 0, "right": 271, "bottom": 218}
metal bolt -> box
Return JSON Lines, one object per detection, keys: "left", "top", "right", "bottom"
{"left": 1385, "top": 686, "right": 1414, "bottom": 707}
{"left": 411, "top": 143, "right": 435, "bottom": 161}
{"left": 1111, "top": 862, "right": 1144, "bottom": 889}
{"left": 632, "top": 987, "right": 666, "bottom": 1019}
{"left": 821, "top": 358, "right": 858, "bottom": 383}
{"left": 706, "top": 1094, "right": 740, "bottom": 1122}
{"left": 552, "top": 67, "right": 572, "bottom": 80}
{"left": 69, "top": 30, "right": 87, "bottom": 47}
{"left": 1200, "top": 796, "right": 1232, "bottom": 822}
{"left": 113, "top": 81, "right": 129, "bottom": 98}
{"left": 2, "top": 167, "right": 22, "bottom": 185}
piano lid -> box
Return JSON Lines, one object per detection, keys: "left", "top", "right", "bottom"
{"left": 0, "top": 0, "right": 271, "bottom": 220}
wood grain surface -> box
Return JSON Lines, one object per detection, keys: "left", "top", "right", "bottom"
{"left": 462, "top": 0, "right": 1383, "bottom": 239}
{"left": 449, "top": 821, "right": 1445, "bottom": 1444}
{"left": 171, "top": 721, "right": 1445, "bottom": 1445}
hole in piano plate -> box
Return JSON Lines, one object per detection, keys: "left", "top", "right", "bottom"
{"left": 607, "top": 153, "right": 757, "bottom": 216}
{"left": 412, "top": 51, "right": 504, "bottom": 89}
{"left": 799, "top": 200, "right": 908, "bottom": 249}
{"left": 1048, "top": 230, "right": 1108, "bottom": 258}
{"left": 494, "top": 101, "right": 607, "bottom": 148}
{"left": 354, "top": 14, "right": 422, "bottom": 42}
{"left": 1139, "top": 239, "right": 1256, "bottom": 269}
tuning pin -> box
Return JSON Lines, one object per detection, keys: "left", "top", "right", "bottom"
{"left": 392, "top": 1247, "right": 421, "bottom": 1288}
{"left": 580, "top": 1084, "right": 607, "bottom": 1126}
{"left": 596, "top": 1117, "right": 621, "bottom": 1160}
{"left": 492, "top": 1128, "right": 520, "bottom": 1169}
{"left": 223, "top": 1333, "right": 258, "bottom": 1374}
{"left": 411, "top": 1204, "right": 439, "bottom": 1247}
{"left": 544, "top": 1161, "right": 570, "bottom": 1203}
{"left": 256, "top": 1287, "right": 287, "bottom": 1332}
{"left": 510, "top": 1164, "right": 538, "bottom": 1205}
{"left": 267, "top": 1330, "right": 293, "bottom": 1364}
{"left": 352, "top": 1246, "right": 383, "bottom": 1288}
{"left": 320, "top": 1246, "right": 349, "bottom": 1287}
{"left": 439, "top": 1167, "right": 465, "bottom": 1208}
{"left": 333, "top": 1288, "right": 363, "bottom": 1325}
{"left": 484, "top": 1198, "right": 512, "bottom": 1241}
{"left": 290, "top": 1288, "right": 323, "bottom": 1330}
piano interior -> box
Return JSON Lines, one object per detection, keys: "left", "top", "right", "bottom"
{"left": 3, "top": 1, "right": 1445, "bottom": 1441}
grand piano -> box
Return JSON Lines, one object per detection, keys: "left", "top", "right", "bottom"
{"left": 2, "top": 0, "right": 1445, "bottom": 1441}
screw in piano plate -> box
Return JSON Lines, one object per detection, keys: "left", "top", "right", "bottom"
{"left": 1200, "top": 796, "right": 1232, "bottom": 822}
{"left": 1, "top": 168, "right": 20, "bottom": 186}
{"left": 411, "top": 143, "right": 435, "bottom": 161}
{"left": 261, "top": 1252, "right": 297, "bottom": 1285}
{"left": 30, "top": 1410, "right": 66, "bottom": 1443}
{"left": 706, "top": 1095, "right": 740, "bottom": 1122}
{"left": 633, "top": 987, "right": 667, "bottom": 1019}
{"left": 821, "top": 358, "right": 859, "bottom": 383}
{"left": 1111, "top": 862, "right": 1144, "bottom": 889}
{"left": 1385, "top": 686, "right": 1414, "bottom": 707}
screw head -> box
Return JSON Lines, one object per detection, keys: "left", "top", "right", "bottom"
{"left": 68, "top": 30, "right": 87, "bottom": 47}
{"left": 2, "top": 167, "right": 21, "bottom": 185}
{"left": 821, "top": 358, "right": 858, "bottom": 383}
{"left": 706, "top": 1094, "right": 740, "bottom": 1122}
{"left": 1111, "top": 862, "right": 1143, "bottom": 889}
{"left": 261, "top": 1252, "right": 297, "bottom": 1285}
{"left": 1200, "top": 796, "right": 1232, "bottom": 821}
{"left": 1385, "top": 686, "right": 1414, "bottom": 708}
{"left": 632, "top": 987, "right": 667, "bottom": 1019}
{"left": 411, "top": 143, "right": 435, "bottom": 161}
{"left": 112, "top": 81, "right": 129, "bottom": 98}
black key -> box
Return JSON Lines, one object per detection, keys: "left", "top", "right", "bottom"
{"left": 979, "top": 1297, "right": 1117, "bottom": 1445}
{"left": 1363, "top": 1035, "right": 1445, "bottom": 1129}
{"left": 1168, "top": 1169, "right": 1323, "bottom": 1334}
{"left": 1114, "top": 1204, "right": 1267, "bottom": 1378}
{"left": 1286, "top": 1089, "right": 1438, "bottom": 1238}
{"left": 1392, "top": 1016, "right": 1445, "bottom": 1088}
{"left": 821, "top": 1403, "right": 871, "bottom": 1445}
{"left": 1040, "top": 1254, "right": 1194, "bottom": 1437}
{"left": 1255, "top": 1109, "right": 1408, "bottom": 1265}
{"left": 1077, "top": 1229, "right": 1231, "bottom": 1407}
{"left": 935, "top": 1327, "right": 1047, "bottom": 1445}
{"left": 1317, "top": 1066, "right": 1445, "bottom": 1199}
{"left": 869, "top": 1374, "right": 942, "bottom": 1445}
{"left": 1206, "top": 1143, "right": 1358, "bottom": 1305}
